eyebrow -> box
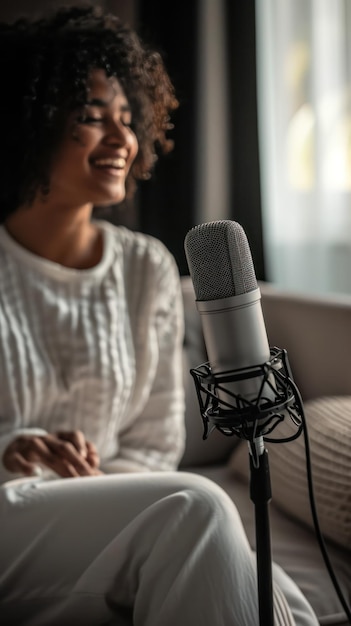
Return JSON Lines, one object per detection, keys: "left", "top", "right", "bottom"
{"left": 86, "top": 97, "right": 131, "bottom": 112}
{"left": 86, "top": 97, "right": 109, "bottom": 107}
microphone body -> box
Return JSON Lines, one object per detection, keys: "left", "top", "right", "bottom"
{"left": 196, "top": 288, "right": 271, "bottom": 402}
{"left": 184, "top": 220, "right": 274, "bottom": 409}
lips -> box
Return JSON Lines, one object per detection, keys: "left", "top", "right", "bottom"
{"left": 92, "top": 157, "right": 126, "bottom": 169}
{"left": 90, "top": 156, "right": 127, "bottom": 179}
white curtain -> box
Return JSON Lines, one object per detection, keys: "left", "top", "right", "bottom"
{"left": 256, "top": 0, "right": 351, "bottom": 294}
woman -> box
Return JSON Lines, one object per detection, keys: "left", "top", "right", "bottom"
{"left": 0, "top": 4, "right": 318, "bottom": 625}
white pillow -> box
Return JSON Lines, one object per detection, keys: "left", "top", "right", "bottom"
{"left": 228, "top": 396, "right": 351, "bottom": 550}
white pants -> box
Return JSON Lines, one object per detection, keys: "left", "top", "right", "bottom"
{"left": 0, "top": 471, "right": 318, "bottom": 626}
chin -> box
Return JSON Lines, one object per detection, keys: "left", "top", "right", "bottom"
{"left": 93, "top": 191, "right": 126, "bottom": 207}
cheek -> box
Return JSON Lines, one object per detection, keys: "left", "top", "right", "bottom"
{"left": 128, "top": 132, "right": 139, "bottom": 164}
{"left": 52, "top": 132, "right": 91, "bottom": 168}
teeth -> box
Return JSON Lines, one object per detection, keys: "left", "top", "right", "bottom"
{"left": 93, "top": 158, "right": 126, "bottom": 168}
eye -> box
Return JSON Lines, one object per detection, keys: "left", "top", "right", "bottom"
{"left": 122, "top": 117, "right": 136, "bottom": 133}
{"left": 119, "top": 107, "right": 133, "bottom": 127}
{"left": 78, "top": 116, "right": 103, "bottom": 125}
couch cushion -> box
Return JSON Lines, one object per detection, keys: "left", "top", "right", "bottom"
{"left": 229, "top": 396, "right": 351, "bottom": 551}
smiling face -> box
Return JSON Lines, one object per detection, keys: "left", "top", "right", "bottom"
{"left": 47, "top": 68, "right": 139, "bottom": 209}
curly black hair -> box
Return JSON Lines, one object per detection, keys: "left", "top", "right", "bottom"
{"left": 0, "top": 3, "right": 178, "bottom": 222}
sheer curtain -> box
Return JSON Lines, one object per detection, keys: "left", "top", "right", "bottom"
{"left": 256, "top": 0, "right": 351, "bottom": 294}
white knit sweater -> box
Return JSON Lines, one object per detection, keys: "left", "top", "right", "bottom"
{"left": 0, "top": 221, "right": 186, "bottom": 484}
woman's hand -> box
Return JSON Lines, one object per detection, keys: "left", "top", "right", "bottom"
{"left": 2, "top": 430, "right": 103, "bottom": 478}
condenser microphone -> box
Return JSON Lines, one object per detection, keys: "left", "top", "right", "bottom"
{"left": 184, "top": 220, "right": 278, "bottom": 432}
{"left": 185, "top": 221, "right": 351, "bottom": 626}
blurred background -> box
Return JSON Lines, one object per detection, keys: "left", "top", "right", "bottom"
{"left": 3, "top": 0, "right": 351, "bottom": 295}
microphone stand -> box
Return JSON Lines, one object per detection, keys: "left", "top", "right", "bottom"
{"left": 249, "top": 437, "right": 274, "bottom": 626}
{"left": 190, "top": 347, "right": 303, "bottom": 626}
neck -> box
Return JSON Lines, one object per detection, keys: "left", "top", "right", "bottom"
{"left": 4, "top": 200, "right": 103, "bottom": 269}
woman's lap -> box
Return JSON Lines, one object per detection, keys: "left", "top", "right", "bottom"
{"left": 0, "top": 471, "right": 318, "bottom": 626}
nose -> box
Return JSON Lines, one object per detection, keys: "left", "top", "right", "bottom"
{"left": 104, "top": 120, "right": 134, "bottom": 148}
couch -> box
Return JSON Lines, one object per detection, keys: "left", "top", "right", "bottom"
{"left": 179, "top": 276, "right": 351, "bottom": 626}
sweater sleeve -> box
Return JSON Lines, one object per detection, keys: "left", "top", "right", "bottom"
{"left": 101, "top": 246, "right": 186, "bottom": 474}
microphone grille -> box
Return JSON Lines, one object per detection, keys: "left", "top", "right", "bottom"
{"left": 184, "top": 220, "right": 258, "bottom": 300}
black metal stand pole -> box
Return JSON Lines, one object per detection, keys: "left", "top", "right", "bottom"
{"left": 249, "top": 441, "right": 274, "bottom": 626}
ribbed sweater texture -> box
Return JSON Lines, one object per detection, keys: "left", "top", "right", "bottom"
{"left": 0, "top": 221, "right": 185, "bottom": 483}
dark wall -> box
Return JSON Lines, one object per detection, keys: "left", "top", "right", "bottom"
{"left": 136, "top": 0, "right": 265, "bottom": 279}
{"left": 135, "top": 0, "right": 200, "bottom": 276}
{"left": 0, "top": 0, "right": 133, "bottom": 22}
{"left": 225, "top": 0, "right": 265, "bottom": 280}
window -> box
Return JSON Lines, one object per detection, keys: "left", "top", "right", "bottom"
{"left": 256, "top": 0, "right": 351, "bottom": 294}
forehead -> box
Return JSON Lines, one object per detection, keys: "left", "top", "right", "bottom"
{"left": 86, "top": 68, "right": 128, "bottom": 104}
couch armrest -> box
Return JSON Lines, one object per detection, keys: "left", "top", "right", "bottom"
{"left": 259, "top": 281, "right": 351, "bottom": 401}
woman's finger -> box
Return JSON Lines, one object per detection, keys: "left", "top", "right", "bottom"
{"left": 86, "top": 440, "right": 100, "bottom": 468}
{"left": 3, "top": 434, "right": 99, "bottom": 478}
{"left": 43, "top": 435, "right": 97, "bottom": 476}
{"left": 55, "top": 430, "right": 88, "bottom": 458}
{"left": 4, "top": 450, "right": 37, "bottom": 475}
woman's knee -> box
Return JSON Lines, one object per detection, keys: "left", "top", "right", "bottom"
{"left": 173, "top": 471, "right": 244, "bottom": 529}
